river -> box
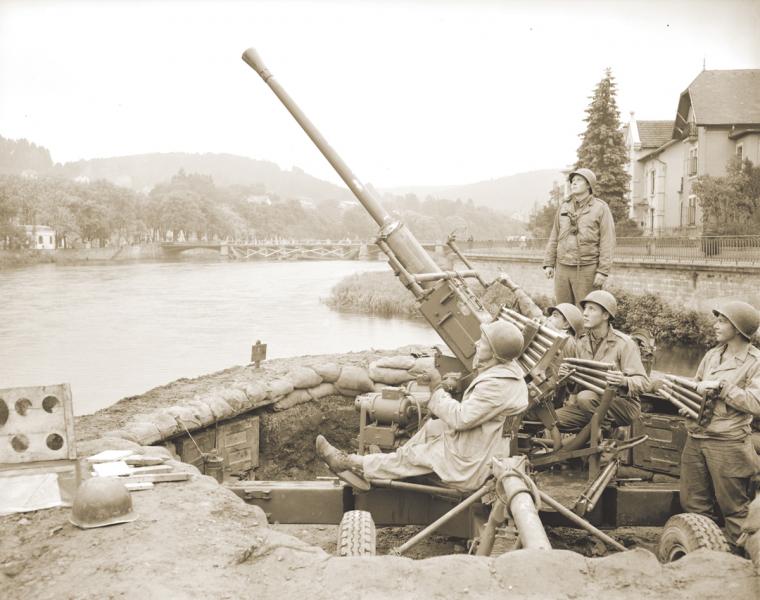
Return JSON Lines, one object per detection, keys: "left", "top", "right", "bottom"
{"left": 0, "top": 260, "right": 441, "bottom": 415}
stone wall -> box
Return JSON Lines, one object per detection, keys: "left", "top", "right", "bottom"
{"left": 465, "top": 255, "right": 760, "bottom": 312}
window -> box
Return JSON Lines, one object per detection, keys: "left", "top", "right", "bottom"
{"left": 737, "top": 144, "right": 744, "bottom": 167}
{"left": 688, "top": 147, "right": 698, "bottom": 177}
{"left": 688, "top": 195, "right": 697, "bottom": 226}
{"left": 648, "top": 169, "right": 655, "bottom": 197}
{"left": 38, "top": 235, "right": 43, "bottom": 245}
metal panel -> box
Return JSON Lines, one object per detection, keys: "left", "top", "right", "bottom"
{"left": 632, "top": 413, "right": 687, "bottom": 476}
{"left": 227, "top": 480, "right": 350, "bottom": 524}
{"left": 603, "top": 483, "right": 681, "bottom": 527}
{"left": 0, "top": 383, "right": 76, "bottom": 465}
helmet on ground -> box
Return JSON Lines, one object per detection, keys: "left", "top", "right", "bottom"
{"left": 69, "top": 477, "right": 137, "bottom": 529}
{"left": 712, "top": 301, "right": 760, "bottom": 340}
{"left": 580, "top": 290, "right": 618, "bottom": 319}
{"left": 481, "top": 320, "right": 524, "bottom": 361}
{"left": 568, "top": 168, "right": 597, "bottom": 193}
{"left": 547, "top": 303, "right": 584, "bottom": 336}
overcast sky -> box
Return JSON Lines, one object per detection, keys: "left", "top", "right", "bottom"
{"left": 1, "top": 0, "right": 758, "bottom": 188}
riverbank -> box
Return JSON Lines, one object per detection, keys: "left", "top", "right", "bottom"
{"left": 3, "top": 348, "right": 758, "bottom": 599}
{"left": 325, "top": 271, "right": 722, "bottom": 353}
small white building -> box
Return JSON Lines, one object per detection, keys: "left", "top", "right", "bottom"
{"left": 25, "top": 225, "right": 56, "bottom": 250}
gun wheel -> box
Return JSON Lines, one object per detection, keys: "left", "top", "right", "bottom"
{"left": 337, "top": 510, "right": 376, "bottom": 557}
{"left": 657, "top": 513, "right": 729, "bottom": 562}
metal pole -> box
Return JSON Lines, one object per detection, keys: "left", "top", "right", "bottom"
{"left": 539, "top": 490, "right": 626, "bottom": 552}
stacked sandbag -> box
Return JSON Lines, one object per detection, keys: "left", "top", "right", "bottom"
{"left": 102, "top": 350, "right": 437, "bottom": 445}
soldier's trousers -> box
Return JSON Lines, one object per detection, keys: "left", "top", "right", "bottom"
{"left": 680, "top": 436, "right": 758, "bottom": 547}
{"left": 554, "top": 392, "right": 640, "bottom": 431}
{"left": 554, "top": 262, "right": 598, "bottom": 306}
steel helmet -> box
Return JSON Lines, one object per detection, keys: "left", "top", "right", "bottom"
{"left": 69, "top": 477, "right": 137, "bottom": 529}
{"left": 568, "top": 168, "right": 597, "bottom": 193}
{"left": 580, "top": 290, "right": 618, "bottom": 319}
{"left": 547, "top": 303, "right": 584, "bottom": 336}
{"left": 481, "top": 320, "right": 524, "bottom": 361}
{"left": 712, "top": 301, "right": 760, "bottom": 340}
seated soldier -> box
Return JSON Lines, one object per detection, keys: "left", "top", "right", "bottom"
{"left": 555, "top": 290, "right": 650, "bottom": 431}
{"left": 316, "top": 320, "right": 529, "bottom": 492}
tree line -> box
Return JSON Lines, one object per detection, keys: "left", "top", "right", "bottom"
{"left": 0, "top": 169, "right": 525, "bottom": 249}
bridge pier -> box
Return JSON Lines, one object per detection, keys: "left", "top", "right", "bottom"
{"left": 358, "top": 243, "right": 369, "bottom": 261}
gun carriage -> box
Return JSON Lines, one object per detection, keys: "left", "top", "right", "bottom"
{"left": 228, "top": 48, "right": 734, "bottom": 560}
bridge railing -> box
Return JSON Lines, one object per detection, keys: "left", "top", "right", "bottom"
{"left": 462, "top": 235, "right": 760, "bottom": 265}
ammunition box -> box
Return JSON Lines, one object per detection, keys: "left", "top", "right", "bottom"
{"left": 632, "top": 413, "right": 687, "bottom": 476}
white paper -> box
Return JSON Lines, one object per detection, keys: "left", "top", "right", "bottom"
{"left": 87, "top": 450, "right": 135, "bottom": 463}
{"left": 92, "top": 461, "right": 132, "bottom": 477}
{"left": 0, "top": 473, "right": 63, "bottom": 516}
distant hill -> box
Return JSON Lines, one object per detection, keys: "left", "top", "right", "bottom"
{"left": 385, "top": 169, "right": 565, "bottom": 218}
{"left": 53, "top": 152, "right": 355, "bottom": 202}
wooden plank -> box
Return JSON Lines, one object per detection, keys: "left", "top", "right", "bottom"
{"left": 119, "top": 472, "right": 191, "bottom": 484}
{"left": 128, "top": 464, "right": 173, "bottom": 475}
{"left": 0, "top": 384, "right": 76, "bottom": 463}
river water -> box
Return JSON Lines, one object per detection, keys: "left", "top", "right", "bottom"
{"left": 0, "top": 260, "right": 441, "bottom": 415}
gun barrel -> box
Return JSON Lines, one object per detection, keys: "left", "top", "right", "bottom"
{"left": 241, "top": 48, "right": 442, "bottom": 280}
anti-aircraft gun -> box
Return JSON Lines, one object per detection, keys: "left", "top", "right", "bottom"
{"left": 241, "top": 49, "right": 568, "bottom": 452}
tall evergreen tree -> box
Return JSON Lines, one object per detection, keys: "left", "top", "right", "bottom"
{"left": 575, "top": 69, "right": 638, "bottom": 233}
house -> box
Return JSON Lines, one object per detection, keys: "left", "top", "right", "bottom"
{"left": 626, "top": 69, "right": 760, "bottom": 234}
{"left": 25, "top": 225, "right": 56, "bottom": 250}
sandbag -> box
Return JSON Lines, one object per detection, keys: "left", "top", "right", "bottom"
{"left": 267, "top": 378, "right": 294, "bottom": 400}
{"left": 165, "top": 405, "right": 201, "bottom": 428}
{"left": 185, "top": 399, "right": 216, "bottom": 426}
{"left": 312, "top": 362, "right": 341, "bottom": 383}
{"left": 77, "top": 437, "right": 143, "bottom": 457}
{"left": 274, "top": 389, "right": 313, "bottom": 411}
{"left": 102, "top": 429, "right": 141, "bottom": 445}
{"left": 123, "top": 421, "right": 163, "bottom": 446}
{"left": 145, "top": 410, "right": 182, "bottom": 439}
{"left": 203, "top": 395, "right": 234, "bottom": 421}
{"left": 368, "top": 364, "right": 415, "bottom": 385}
{"left": 335, "top": 365, "right": 374, "bottom": 394}
{"left": 333, "top": 387, "right": 361, "bottom": 397}
{"left": 218, "top": 387, "right": 249, "bottom": 412}
{"left": 243, "top": 382, "right": 269, "bottom": 405}
{"left": 285, "top": 366, "right": 323, "bottom": 389}
{"left": 373, "top": 383, "right": 391, "bottom": 393}
{"left": 307, "top": 382, "right": 336, "bottom": 400}
{"left": 374, "top": 356, "right": 416, "bottom": 370}
{"left": 409, "top": 356, "right": 436, "bottom": 374}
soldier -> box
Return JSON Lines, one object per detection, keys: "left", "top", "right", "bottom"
{"left": 316, "top": 320, "right": 528, "bottom": 492}
{"left": 556, "top": 290, "right": 649, "bottom": 431}
{"left": 496, "top": 273, "right": 583, "bottom": 358}
{"left": 664, "top": 301, "right": 760, "bottom": 550}
{"left": 542, "top": 168, "right": 616, "bottom": 306}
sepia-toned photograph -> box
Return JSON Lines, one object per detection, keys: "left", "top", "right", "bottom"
{"left": 1, "top": 0, "right": 759, "bottom": 598}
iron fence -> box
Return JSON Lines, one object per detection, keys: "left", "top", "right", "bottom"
{"left": 462, "top": 236, "right": 760, "bottom": 266}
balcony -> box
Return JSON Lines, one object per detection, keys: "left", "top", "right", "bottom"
{"left": 687, "top": 122, "right": 698, "bottom": 141}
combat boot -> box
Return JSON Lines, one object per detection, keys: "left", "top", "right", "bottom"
{"left": 315, "top": 435, "right": 370, "bottom": 491}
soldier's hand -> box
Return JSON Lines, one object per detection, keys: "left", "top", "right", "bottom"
{"left": 593, "top": 273, "right": 607, "bottom": 288}
{"left": 606, "top": 370, "right": 626, "bottom": 387}
{"left": 441, "top": 372, "right": 460, "bottom": 393}
{"left": 417, "top": 368, "right": 442, "bottom": 391}
{"left": 544, "top": 267, "right": 554, "bottom": 280}
{"left": 696, "top": 380, "right": 721, "bottom": 396}
{"left": 558, "top": 363, "right": 571, "bottom": 378}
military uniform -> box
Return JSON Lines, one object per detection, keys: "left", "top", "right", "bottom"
{"left": 543, "top": 195, "right": 616, "bottom": 305}
{"left": 555, "top": 326, "right": 649, "bottom": 430}
{"left": 511, "top": 287, "right": 577, "bottom": 359}
{"left": 680, "top": 343, "right": 760, "bottom": 546}
{"left": 361, "top": 361, "right": 528, "bottom": 492}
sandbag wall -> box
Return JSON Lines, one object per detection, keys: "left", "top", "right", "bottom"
{"left": 103, "top": 353, "right": 437, "bottom": 447}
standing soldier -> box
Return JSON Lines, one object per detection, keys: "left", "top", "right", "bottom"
{"left": 665, "top": 301, "right": 760, "bottom": 550}
{"left": 556, "top": 290, "right": 649, "bottom": 431}
{"left": 543, "top": 169, "right": 616, "bottom": 305}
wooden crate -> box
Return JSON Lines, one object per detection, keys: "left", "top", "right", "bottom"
{"left": 0, "top": 384, "right": 76, "bottom": 466}
{"left": 174, "top": 414, "right": 259, "bottom": 476}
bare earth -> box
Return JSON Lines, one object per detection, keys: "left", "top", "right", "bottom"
{"left": 2, "top": 352, "right": 759, "bottom": 599}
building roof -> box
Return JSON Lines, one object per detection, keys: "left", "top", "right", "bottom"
{"left": 674, "top": 69, "right": 760, "bottom": 135}
{"left": 636, "top": 120, "right": 674, "bottom": 148}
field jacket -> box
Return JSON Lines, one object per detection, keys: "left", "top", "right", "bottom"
{"left": 543, "top": 195, "right": 616, "bottom": 275}
{"left": 688, "top": 343, "right": 760, "bottom": 441}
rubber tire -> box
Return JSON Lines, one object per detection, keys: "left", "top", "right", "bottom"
{"left": 337, "top": 510, "right": 376, "bottom": 557}
{"left": 657, "top": 513, "right": 730, "bottom": 562}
